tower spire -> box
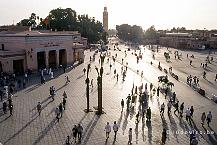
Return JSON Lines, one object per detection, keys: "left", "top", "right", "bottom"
{"left": 103, "top": 6, "right": 108, "bottom": 32}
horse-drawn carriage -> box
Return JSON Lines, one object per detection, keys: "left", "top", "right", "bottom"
{"left": 158, "top": 75, "right": 174, "bottom": 90}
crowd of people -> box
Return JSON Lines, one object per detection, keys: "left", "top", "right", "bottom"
{"left": 0, "top": 41, "right": 216, "bottom": 145}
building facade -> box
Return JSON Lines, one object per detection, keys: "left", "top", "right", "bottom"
{"left": 0, "top": 30, "right": 87, "bottom": 74}
{"left": 160, "top": 33, "right": 209, "bottom": 49}
{"left": 159, "top": 31, "right": 217, "bottom": 49}
{"left": 103, "top": 7, "right": 108, "bottom": 32}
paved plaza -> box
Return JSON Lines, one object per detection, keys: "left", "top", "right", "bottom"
{"left": 0, "top": 37, "right": 217, "bottom": 145}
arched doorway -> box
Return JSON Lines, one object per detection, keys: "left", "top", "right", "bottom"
{"left": 48, "top": 50, "right": 56, "bottom": 68}
{"left": 13, "top": 59, "right": 24, "bottom": 75}
{"left": 37, "top": 52, "right": 46, "bottom": 70}
{"left": 59, "top": 49, "right": 67, "bottom": 66}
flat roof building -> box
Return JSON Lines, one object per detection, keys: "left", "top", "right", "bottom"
{"left": 0, "top": 29, "right": 87, "bottom": 74}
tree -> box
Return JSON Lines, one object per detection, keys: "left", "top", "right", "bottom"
{"left": 48, "top": 8, "right": 77, "bottom": 31}
{"left": 17, "top": 13, "right": 37, "bottom": 27}
{"left": 16, "top": 8, "right": 105, "bottom": 44}
{"left": 144, "top": 25, "right": 159, "bottom": 44}
{"left": 116, "top": 24, "right": 143, "bottom": 43}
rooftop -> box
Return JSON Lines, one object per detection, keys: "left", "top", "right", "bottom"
{"left": 0, "top": 30, "right": 80, "bottom": 37}
{"left": 165, "top": 32, "right": 192, "bottom": 37}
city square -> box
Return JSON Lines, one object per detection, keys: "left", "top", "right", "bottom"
{"left": 1, "top": 0, "right": 217, "bottom": 145}
{"left": 0, "top": 37, "right": 216, "bottom": 145}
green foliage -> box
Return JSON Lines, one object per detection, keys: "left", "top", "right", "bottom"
{"left": 144, "top": 25, "right": 159, "bottom": 44}
{"left": 116, "top": 24, "right": 143, "bottom": 43}
{"left": 17, "top": 13, "right": 37, "bottom": 26}
{"left": 144, "top": 25, "right": 158, "bottom": 39}
{"left": 17, "top": 8, "right": 105, "bottom": 43}
{"left": 48, "top": 8, "right": 77, "bottom": 31}
{"left": 76, "top": 14, "right": 104, "bottom": 43}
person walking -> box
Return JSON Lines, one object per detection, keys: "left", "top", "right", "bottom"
{"left": 160, "top": 103, "right": 165, "bottom": 115}
{"left": 63, "top": 91, "right": 67, "bottom": 99}
{"left": 77, "top": 124, "right": 83, "bottom": 142}
{"left": 128, "top": 128, "right": 133, "bottom": 144}
{"left": 55, "top": 107, "right": 60, "bottom": 122}
{"left": 72, "top": 125, "right": 78, "bottom": 143}
{"left": 63, "top": 97, "right": 66, "bottom": 110}
{"left": 203, "top": 71, "right": 206, "bottom": 79}
{"left": 157, "top": 87, "right": 160, "bottom": 97}
{"left": 59, "top": 103, "right": 63, "bottom": 117}
{"left": 215, "top": 74, "right": 217, "bottom": 81}
{"left": 174, "top": 101, "right": 179, "bottom": 114}
{"left": 201, "top": 112, "right": 206, "bottom": 126}
{"left": 37, "top": 102, "right": 42, "bottom": 116}
{"left": 9, "top": 104, "right": 13, "bottom": 116}
{"left": 191, "top": 136, "right": 198, "bottom": 145}
{"left": 161, "top": 128, "right": 167, "bottom": 144}
{"left": 172, "top": 92, "right": 176, "bottom": 103}
{"left": 179, "top": 102, "right": 184, "bottom": 118}
{"left": 186, "top": 108, "right": 191, "bottom": 122}
{"left": 190, "top": 106, "right": 194, "bottom": 119}
{"left": 206, "top": 111, "right": 212, "bottom": 127}
{"left": 113, "top": 121, "right": 119, "bottom": 140}
{"left": 121, "top": 99, "right": 124, "bottom": 112}
{"left": 65, "top": 135, "right": 70, "bottom": 145}
{"left": 116, "top": 73, "right": 119, "bottom": 81}
{"left": 167, "top": 101, "right": 172, "bottom": 114}
{"left": 104, "top": 122, "right": 111, "bottom": 139}
{"left": 146, "top": 107, "right": 151, "bottom": 121}
{"left": 83, "top": 68, "right": 86, "bottom": 74}
{"left": 3, "top": 101, "right": 7, "bottom": 114}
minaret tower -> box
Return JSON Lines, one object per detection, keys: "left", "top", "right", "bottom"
{"left": 103, "top": 6, "right": 108, "bottom": 32}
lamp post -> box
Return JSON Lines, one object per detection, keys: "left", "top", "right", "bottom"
{"left": 95, "top": 51, "right": 105, "bottom": 115}
{"left": 85, "top": 64, "right": 91, "bottom": 113}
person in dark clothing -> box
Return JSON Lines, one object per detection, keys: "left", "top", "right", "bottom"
{"left": 174, "top": 101, "right": 179, "bottom": 114}
{"left": 8, "top": 98, "right": 12, "bottom": 107}
{"left": 121, "top": 99, "right": 124, "bottom": 112}
{"left": 3, "top": 101, "right": 7, "bottom": 114}
{"left": 59, "top": 103, "right": 63, "bottom": 117}
{"left": 72, "top": 125, "right": 78, "bottom": 143}
{"left": 180, "top": 102, "right": 184, "bottom": 117}
{"left": 161, "top": 128, "right": 167, "bottom": 144}
{"left": 146, "top": 107, "right": 151, "bottom": 121}
{"left": 63, "top": 97, "right": 66, "bottom": 110}
{"left": 157, "top": 87, "right": 160, "bottom": 97}
{"left": 190, "top": 106, "right": 194, "bottom": 119}
{"left": 77, "top": 124, "right": 83, "bottom": 142}
{"left": 9, "top": 104, "right": 13, "bottom": 116}
{"left": 37, "top": 102, "right": 42, "bottom": 116}
{"left": 65, "top": 135, "right": 70, "bottom": 145}
{"left": 172, "top": 92, "right": 176, "bottom": 102}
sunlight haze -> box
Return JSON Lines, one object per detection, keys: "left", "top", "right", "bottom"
{"left": 0, "top": 0, "right": 217, "bottom": 30}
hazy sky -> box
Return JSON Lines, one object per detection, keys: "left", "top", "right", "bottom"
{"left": 1, "top": 0, "right": 217, "bottom": 30}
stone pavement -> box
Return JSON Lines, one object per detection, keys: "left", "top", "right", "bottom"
{"left": 0, "top": 40, "right": 215, "bottom": 145}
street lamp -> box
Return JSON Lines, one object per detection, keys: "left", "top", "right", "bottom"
{"left": 95, "top": 53, "right": 105, "bottom": 115}
{"left": 84, "top": 64, "right": 91, "bottom": 113}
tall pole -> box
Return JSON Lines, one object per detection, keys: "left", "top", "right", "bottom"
{"left": 85, "top": 64, "right": 91, "bottom": 113}
{"left": 96, "top": 53, "right": 105, "bottom": 115}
